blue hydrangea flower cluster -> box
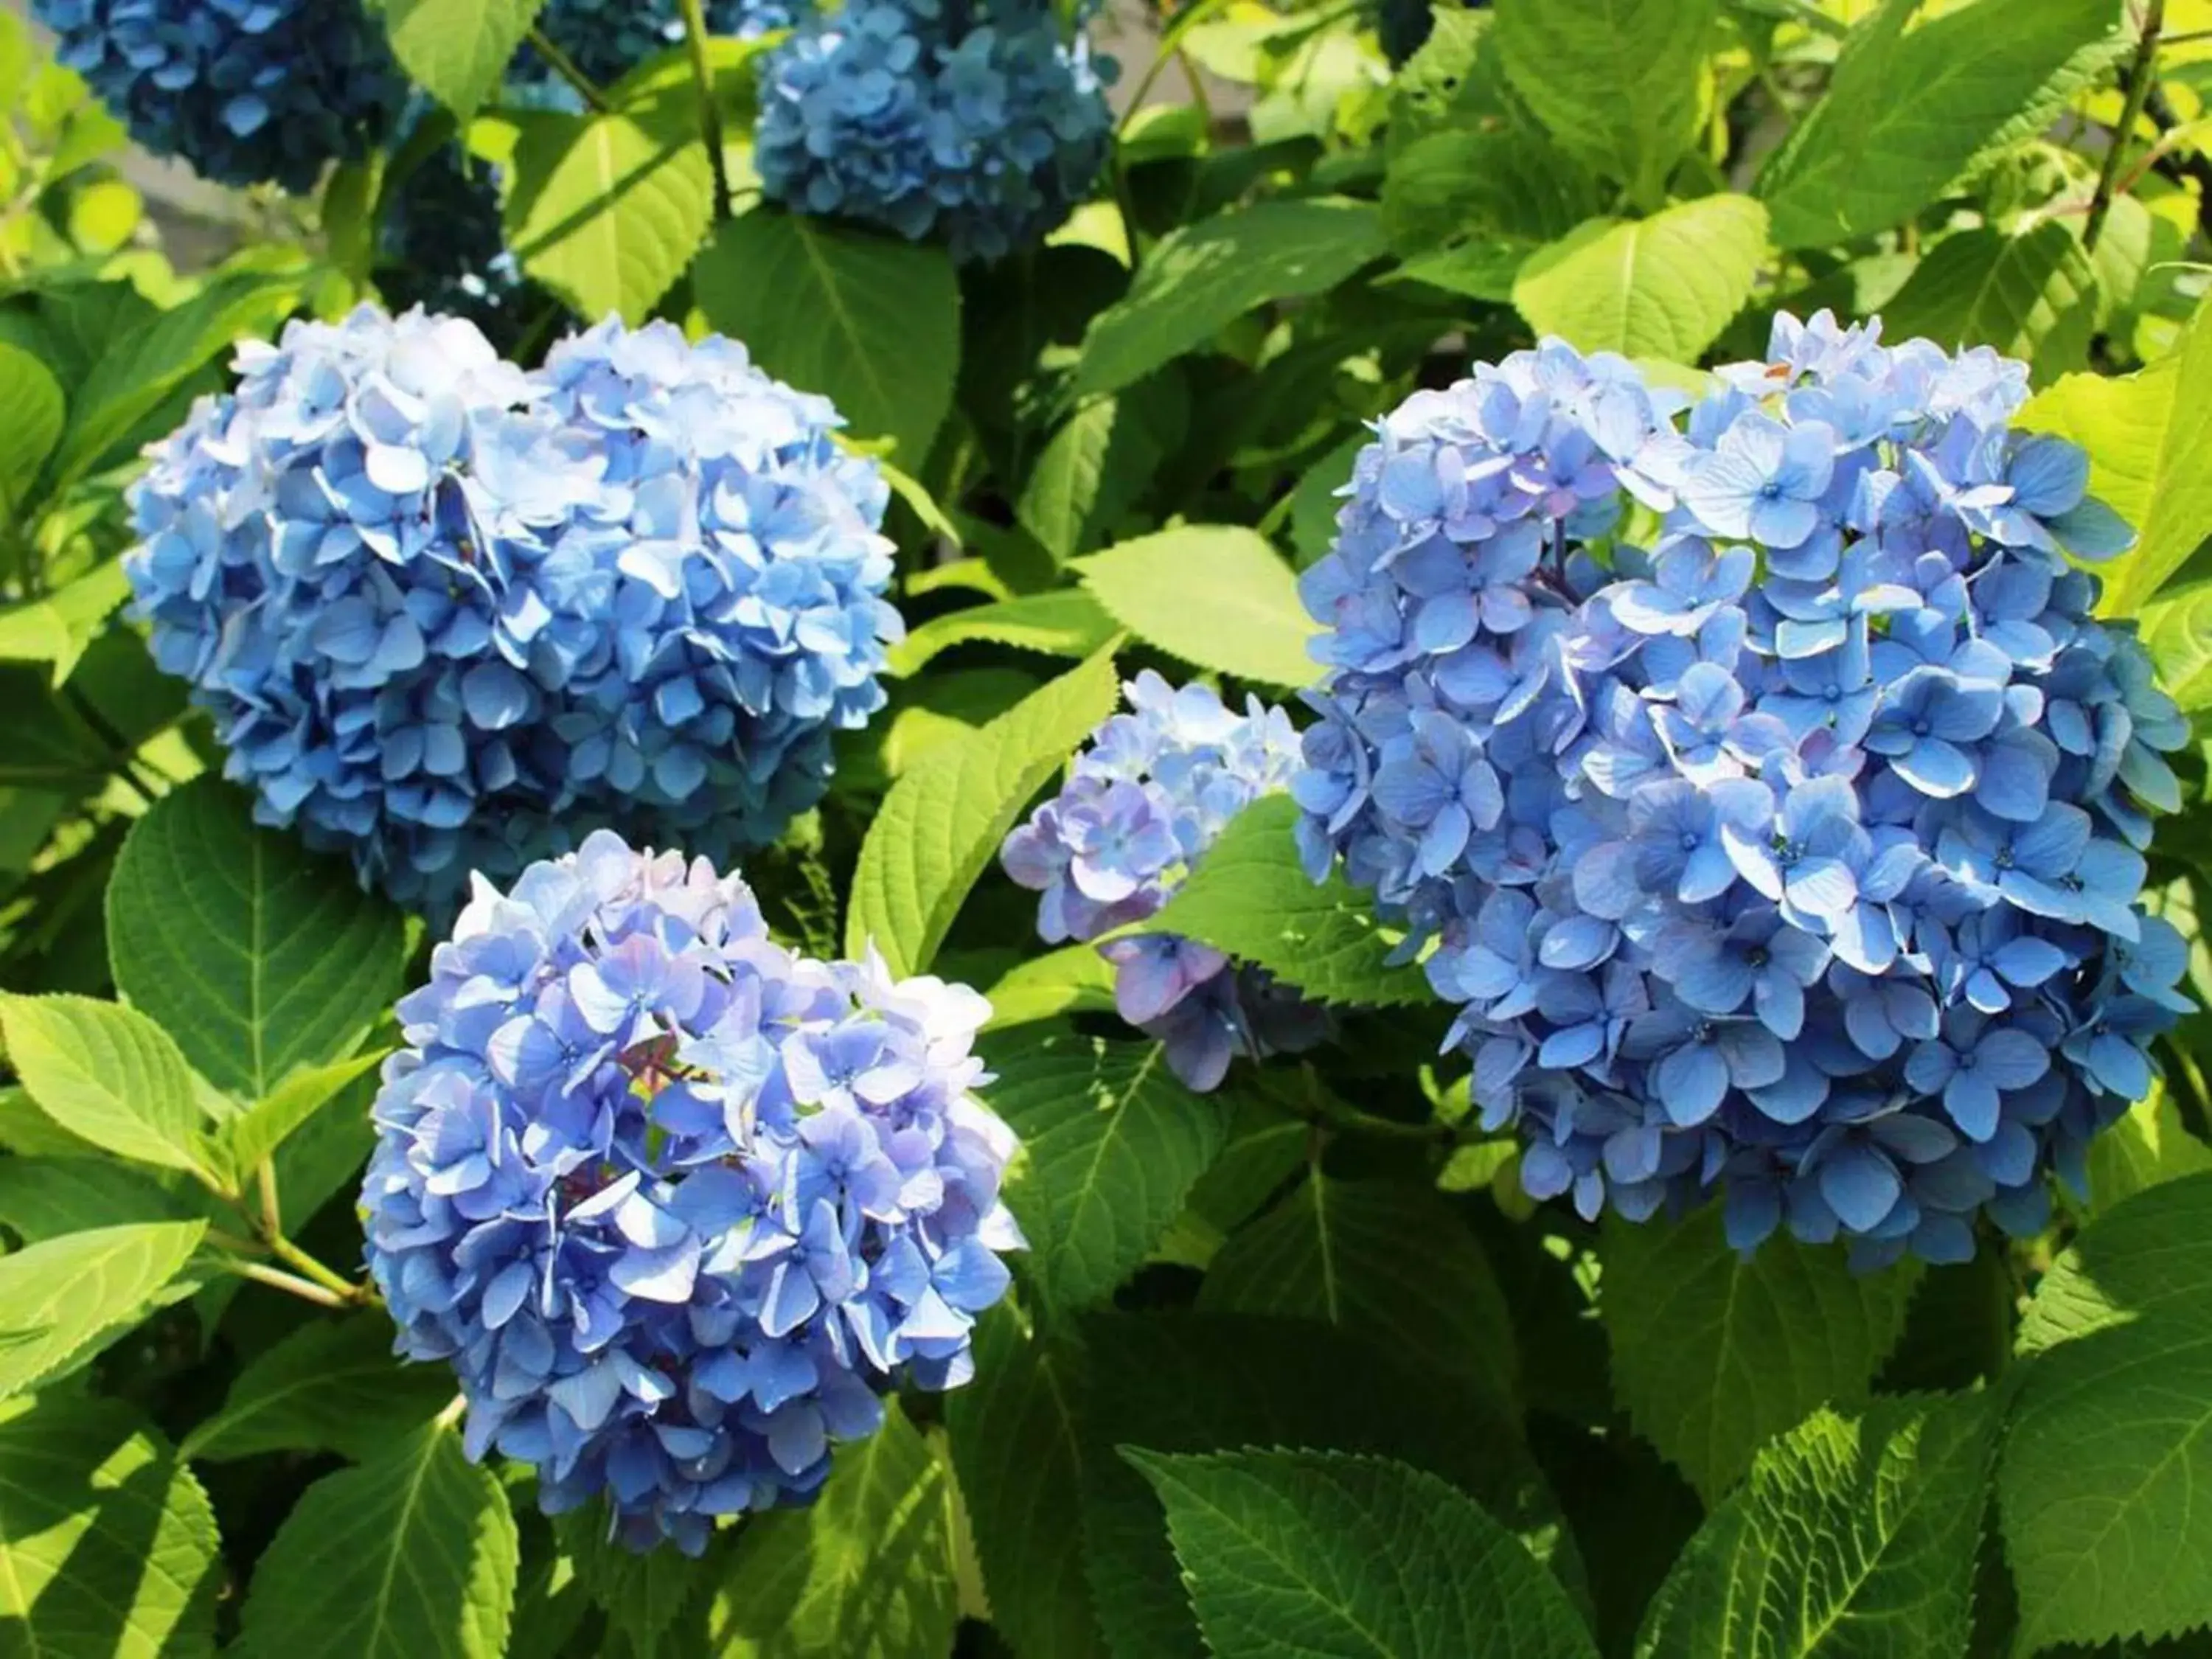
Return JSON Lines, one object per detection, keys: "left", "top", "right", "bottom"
{"left": 519, "top": 0, "right": 801, "bottom": 91}
{"left": 125, "top": 305, "right": 901, "bottom": 911}
{"left": 34, "top": 0, "right": 403, "bottom": 190}
{"left": 1295, "top": 313, "right": 2191, "bottom": 1266}
{"left": 755, "top": 0, "right": 1116, "bottom": 265}
{"left": 1001, "top": 672, "right": 1326, "bottom": 1089}
{"left": 362, "top": 832, "right": 1020, "bottom": 1553}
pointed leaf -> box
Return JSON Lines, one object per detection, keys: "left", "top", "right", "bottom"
{"left": 1879, "top": 222, "right": 2098, "bottom": 386}
{"left": 1513, "top": 196, "right": 1769, "bottom": 364}
{"left": 1076, "top": 526, "right": 1320, "bottom": 689}
{"left": 0, "top": 1220, "right": 209, "bottom": 1399}
{"left": 1128, "top": 1447, "right": 1597, "bottom": 1659}
{"left": 0, "top": 993, "right": 214, "bottom": 1176}
{"left": 888, "top": 589, "right": 1119, "bottom": 678}
{"left": 0, "top": 341, "right": 63, "bottom": 517}
{"left": 1491, "top": 0, "right": 1717, "bottom": 198}
{"left": 182, "top": 1316, "right": 456, "bottom": 1462}
{"left": 223, "top": 1048, "right": 388, "bottom": 1175}
{"left": 106, "top": 778, "right": 407, "bottom": 1100}
{"left": 232, "top": 1422, "right": 518, "bottom": 1659}
{"left": 382, "top": 0, "right": 545, "bottom": 124}
{"left": 504, "top": 110, "right": 714, "bottom": 324}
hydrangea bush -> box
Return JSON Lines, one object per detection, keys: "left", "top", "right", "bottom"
{"left": 1294, "top": 316, "right": 2190, "bottom": 1264}
{"left": 10, "top": 0, "right": 2212, "bottom": 1654}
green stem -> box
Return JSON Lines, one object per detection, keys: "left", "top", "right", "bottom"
{"left": 678, "top": 0, "right": 735, "bottom": 222}
{"left": 527, "top": 26, "right": 612, "bottom": 113}
{"left": 236, "top": 1261, "right": 352, "bottom": 1310}
{"left": 2087, "top": 0, "right": 2166, "bottom": 253}
{"left": 1116, "top": 0, "right": 1237, "bottom": 136}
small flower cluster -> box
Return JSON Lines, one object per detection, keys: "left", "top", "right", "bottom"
{"left": 1295, "top": 315, "right": 2190, "bottom": 1265}
{"left": 1001, "top": 672, "right": 1326, "bottom": 1089}
{"left": 362, "top": 832, "right": 1020, "bottom": 1552}
{"left": 755, "top": 0, "right": 1116, "bottom": 264}
{"left": 34, "top": 0, "right": 402, "bottom": 190}
{"left": 126, "top": 306, "right": 900, "bottom": 911}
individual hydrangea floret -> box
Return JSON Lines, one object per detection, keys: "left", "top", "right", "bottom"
{"left": 34, "top": 0, "right": 401, "bottom": 190}
{"left": 361, "top": 831, "right": 1021, "bottom": 1554}
{"left": 754, "top": 0, "right": 1116, "bottom": 264}
{"left": 1295, "top": 314, "right": 2190, "bottom": 1267}
{"left": 1001, "top": 672, "right": 1326, "bottom": 1089}
{"left": 125, "top": 306, "right": 902, "bottom": 910}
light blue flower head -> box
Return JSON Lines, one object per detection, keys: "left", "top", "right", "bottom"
{"left": 1295, "top": 313, "right": 2190, "bottom": 1266}
{"left": 1001, "top": 672, "right": 1326, "bottom": 1089}
{"left": 361, "top": 831, "right": 1021, "bottom": 1554}
{"left": 32, "top": 0, "right": 402, "bottom": 189}
{"left": 125, "top": 307, "right": 902, "bottom": 911}
{"left": 754, "top": 0, "right": 1116, "bottom": 264}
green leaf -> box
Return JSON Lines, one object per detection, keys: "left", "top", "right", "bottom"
{"left": 1636, "top": 1393, "right": 1995, "bottom": 1658}
{"left": 1075, "top": 526, "right": 1319, "bottom": 689}
{"left": 0, "top": 1220, "right": 209, "bottom": 1398}
{"left": 1288, "top": 432, "right": 1363, "bottom": 569}
{"left": 1879, "top": 223, "right": 2098, "bottom": 386}
{"left": 1129, "top": 1447, "right": 1597, "bottom": 1659}
{"left": 1198, "top": 1175, "right": 1518, "bottom": 1418}
{"left": 181, "top": 1315, "right": 456, "bottom": 1463}
{"left": 557, "top": 1518, "right": 709, "bottom": 1659}
{"left": 232, "top": 1422, "right": 518, "bottom": 1659}
{"left": 2000, "top": 1315, "right": 2212, "bottom": 1650}
{"left": 0, "top": 1154, "right": 195, "bottom": 1242}
{"left": 1756, "top": 0, "right": 2125, "bottom": 249}
{"left": 845, "top": 644, "right": 1120, "bottom": 977}
{"left": 2018, "top": 1169, "right": 2212, "bottom": 1356}
{"left": 945, "top": 1312, "right": 1110, "bottom": 1659}
{"left": 1073, "top": 199, "right": 1387, "bottom": 400}
{"left": 1079, "top": 1311, "right": 1584, "bottom": 1659}
{"left": 706, "top": 1402, "right": 958, "bottom": 1657}
{"left": 106, "top": 777, "right": 407, "bottom": 1100}
{"left": 692, "top": 211, "right": 961, "bottom": 467}
{"left": 381, "top": 0, "right": 545, "bottom": 124}
{"left": 1601, "top": 1206, "right": 1919, "bottom": 1500}
{"left": 2137, "top": 579, "right": 2212, "bottom": 711}
{"left": 0, "top": 1395, "right": 220, "bottom": 1656}
{"left": 981, "top": 942, "right": 1119, "bottom": 1030}
{"left": 223, "top": 1048, "right": 387, "bottom": 1176}
{"left": 981, "top": 1032, "right": 1228, "bottom": 1311}
{"left": 1136, "top": 796, "right": 1431, "bottom": 1008}
{"left": 52, "top": 268, "right": 303, "bottom": 487}
{"left": 887, "top": 589, "right": 1119, "bottom": 678}
{"left": 1016, "top": 375, "right": 1186, "bottom": 563}
{"left": 2086, "top": 1081, "right": 2212, "bottom": 1213}
{"left": 0, "top": 993, "right": 215, "bottom": 1177}
{"left": 0, "top": 340, "right": 63, "bottom": 517}
{"left": 1380, "top": 128, "right": 1601, "bottom": 259}
{"left": 2017, "top": 297, "right": 2212, "bottom": 611}
{"left": 1491, "top": 0, "right": 1717, "bottom": 198}
{"left": 504, "top": 110, "right": 714, "bottom": 324}
{"left": 1512, "top": 196, "right": 1769, "bottom": 363}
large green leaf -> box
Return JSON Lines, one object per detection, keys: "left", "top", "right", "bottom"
{"left": 1380, "top": 128, "right": 1600, "bottom": 259}
{"left": 1513, "top": 196, "right": 1769, "bottom": 363}
{"left": 945, "top": 1312, "right": 1110, "bottom": 1659}
{"left": 221, "top": 1049, "right": 387, "bottom": 1177}
{"left": 232, "top": 1422, "right": 518, "bottom": 1659}
{"left": 0, "top": 340, "right": 63, "bottom": 517}
{"left": 182, "top": 1315, "right": 456, "bottom": 1462}
{"left": 1130, "top": 1448, "right": 1597, "bottom": 1659}
{"left": 1880, "top": 223, "right": 2098, "bottom": 386}
{"left": 1073, "top": 200, "right": 1387, "bottom": 400}
{"left": 1491, "top": 0, "right": 1717, "bottom": 199}
{"left": 1601, "top": 1206, "right": 1918, "bottom": 1500}
{"left": 0, "top": 993, "right": 215, "bottom": 1177}
{"left": 981, "top": 1032, "right": 1227, "bottom": 1312}
{"left": 382, "top": 0, "right": 544, "bottom": 124}
{"left": 692, "top": 211, "right": 961, "bottom": 468}
{"left": 52, "top": 268, "right": 303, "bottom": 487}
{"left": 2084, "top": 1083, "right": 2212, "bottom": 1214}
{"left": 1016, "top": 374, "right": 1187, "bottom": 563}
{"left": 706, "top": 1403, "right": 958, "bottom": 1657}
{"left": 1198, "top": 1175, "right": 1518, "bottom": 1417}
{"left": 504, "top": 109, "right": 714, "bottom": 324}
{"left": 2017, "top": 1169, "right": 2212, "bottom": 1356}
{"left": 1136, "top": 796, "right": 1430, "bottom": 1008}
{"left": 108, "top": 779, "right": 406, "bottom": 1101}
{"left": 1757, "top": 0, "right": 2125, "bottom": 248}
{"left": 2137, "top": 580, "right": 2212, "bottom": 712}
{"left": 0, "top": 1220, "right": 209, "bottom": 1399}
{"left": 888, "top": 589, "right": 1119, "bottom": 678}
{"left": 2017, "top": 298, "right": 2212, "bottom": 611}
{"left": 846, "top": 644, "right": 1120, "bottom": 976}
{"left": 1075, "top": 526, "right": 1318, "bottom": 689}
{"left": 0, "top": 1154, "right": 196, "bottom": 1242}
{"left": 1078, "top": 1311, "right": 1581, "bottom": 1659}
{"left": 0, "top": 1395, "right": 221, "bottom": 1657}
{"left": 1637, "top": 1393, "right": 1994, "bottom": 1658}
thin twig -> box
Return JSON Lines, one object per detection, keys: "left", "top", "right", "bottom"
{"left": 267, "top": 1232, "right": 369, "bottom": 1303}
{"left": 528, "top": 26, "right": 612, "bottom": 113}
{"left": 678, "top": 0, "right": 734, "bottom": 221}
{"left": 237, "top": 1261, "right": 351, "bottom": 1310}
{"left": 2087, "top": 0, "right": 2166, "bottom": 253}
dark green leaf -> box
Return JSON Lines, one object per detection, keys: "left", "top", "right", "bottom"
{"left": 1879, "top": 223, "right": 2098, "bottom": 386}
{"left": 181, "top": 1315, "right": 455, "bottom": 1462}
{"left": 1492, "top": 0, "right": 1718, "bottom": 198}
{"left": 0, "top": 1154, "right": 194, "bottom": 1242}
{"left": 0, "top": 340, "right": 63, "bottom": 517}
{"left": 1016, "top": 373, "right": 1187, "bottom": 563}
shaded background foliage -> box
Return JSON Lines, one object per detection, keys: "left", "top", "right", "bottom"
{"left": 5, "top": 0, "right": 2212, "bottom": 1657}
